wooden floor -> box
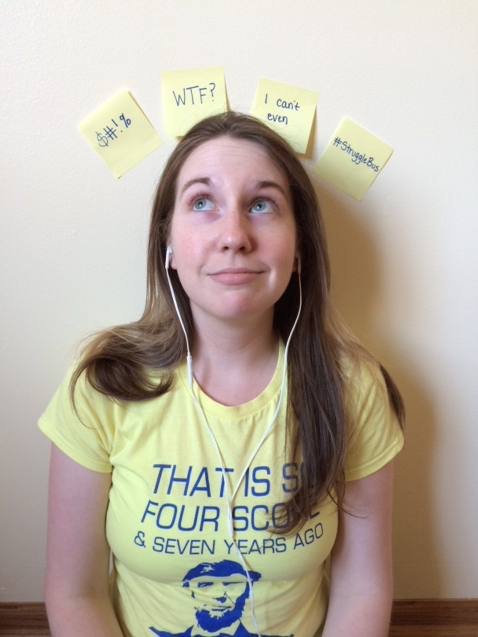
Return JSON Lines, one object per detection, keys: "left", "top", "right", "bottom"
{"left": 0, "top": 600, "right": 477, "bottom": 636}
{"left": 0, "top": 626, "right": 476, "bottom": 635}
{"left": 389, "top": 599, "right": 478, "bottom": 636}
{"left": 3, "top": 626, "right": 477, "bottom": 636}
{"left": 0, "top": 632, "right": 463, "bottom": 636}
{"left": 389, "top": 623, "right": 478, "bottom": 635}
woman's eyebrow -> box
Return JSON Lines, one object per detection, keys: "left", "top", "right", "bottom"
{"left": 178, "top": 177, "right": 289, "bottom": 199}
{"left": 179, "top": 177, "right": 211, "bottom": 195}
{"left": 255, "top": 180, "right": 289, "bottom": 198}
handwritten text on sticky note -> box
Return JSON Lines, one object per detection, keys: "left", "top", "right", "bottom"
{"left": 251, "top": 78, "right": 318, "bottom": 154}
{"left": 161, "top": 67, "right": 227, "bottom": 137}
{"left": 314, "top": 117, "right": 393, "bottom": 200}
{"left": 78, "top": 90, "right": 162, "bottom": 178}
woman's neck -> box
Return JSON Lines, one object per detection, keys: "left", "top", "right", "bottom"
{"left": 190, "top": 317, "right": 279, "bottom": 406}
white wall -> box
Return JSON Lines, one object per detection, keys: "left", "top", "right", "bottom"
{"left": 1, "top": 0, "right": 477, "bottom": 601}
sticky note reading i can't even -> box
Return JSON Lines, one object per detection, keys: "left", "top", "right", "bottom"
{"left": 314, "top": 117, "right": 393, "bottom": 201}
{"left": 251, "top": 78, "right": 318, "bottom": 154}
{"left": 161, "top": 67, "right": 227, "bottom": 137}
{"left": 78, "top": 90, "right": 162, "bottom": 178}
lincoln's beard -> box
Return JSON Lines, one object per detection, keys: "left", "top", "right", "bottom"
{"left": 194, "top": 588, "right": 249, "bottom": 632}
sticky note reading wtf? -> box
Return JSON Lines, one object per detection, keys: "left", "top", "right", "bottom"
{"left": 314, "top": 117, "right": 393, "bottom": 201}
{"left": 161, "top": 67, "right": 227, "bottom": 137}
{"left": 78, "top": 90, "right": 162, "bottom": 178}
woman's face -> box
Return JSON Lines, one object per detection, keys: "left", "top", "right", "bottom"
{"left": 168, "top": 136, "right": 297, "bottom": 330}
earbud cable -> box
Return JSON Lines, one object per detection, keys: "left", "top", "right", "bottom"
{"left": 166, "top": 256, "right": 302, "bottom": 636}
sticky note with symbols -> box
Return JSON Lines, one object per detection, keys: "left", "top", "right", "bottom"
{"left": 251, "top": 78, "right": 318, "bottom": 154}
{"left": 314, "top": 117, "right": 393, "bottom": 201}
{"left": 78, "top": 90, "right": 162, "bottom": 178}
{"left": 161, "top": 67, "right": 227, "bottom": 137}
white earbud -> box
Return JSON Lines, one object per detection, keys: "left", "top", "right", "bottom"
{"left": 164, "top": 245, "right": 193, "bottom": 387}
{"left": 165, "top": 245, "right": 172, "bottom": 269}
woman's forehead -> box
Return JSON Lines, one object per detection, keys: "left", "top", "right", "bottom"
{"left": 180, "top": 137, "right": 286, "bottom": 176}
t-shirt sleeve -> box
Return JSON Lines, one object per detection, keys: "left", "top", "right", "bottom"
{"left": 38, "top": 365, "right": 115, "bottom": 473}
{"left": 343, "top": 360, "right": 404, "bottom": 482}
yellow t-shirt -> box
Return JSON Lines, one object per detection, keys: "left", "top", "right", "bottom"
{"left": 38, "top": 346, "right": 403, "bottom": 637}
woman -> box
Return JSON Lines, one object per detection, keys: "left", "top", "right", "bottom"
{"left": 40, "top": 111, "right": 404, "bottom": 637}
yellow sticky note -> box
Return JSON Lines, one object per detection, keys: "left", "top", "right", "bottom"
{"left": 314, "top": 118, "right": 393, "bottom": 201}
{"left": 161, "top": 67, "right": 227, "bottom": 137}
{"left": 251, "top": 78, "right": 318, "bottom": 154}
{"left": 78, "top": 90, "right": 162, "bottom": 178}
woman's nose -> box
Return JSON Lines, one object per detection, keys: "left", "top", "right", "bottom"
{"left": 219, "top": 209, "right": 252, "bottom": 253}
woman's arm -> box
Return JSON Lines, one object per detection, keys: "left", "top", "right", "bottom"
{"left": 322, "top": 461, "right": 395, "bottom": 637}
{"left": 44, "top": 444, "right": 124, "bottom": 637}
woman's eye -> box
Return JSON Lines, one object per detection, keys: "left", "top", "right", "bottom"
{"left": 192, "top": 197, "right": 214, "bottom": 211}
{"left": 251, "top": 199, "right": 274, "bottom": 214}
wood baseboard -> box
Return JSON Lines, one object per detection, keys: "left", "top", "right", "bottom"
{"left": 391, "top": 598, "right": 478, "bottom": 625}
{"left": 0, "top": 602, "right": 49, "bottom": 634}
{"left": 0, "top": 599, "right": 477, "bottom": 634}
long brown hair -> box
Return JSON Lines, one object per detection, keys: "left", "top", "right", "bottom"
{"left": 72, "top": 111, "right": 404, "bottom": 532}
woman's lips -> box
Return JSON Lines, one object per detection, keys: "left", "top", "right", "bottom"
{"left": 208, "top": 269, "right": 262, "bottom": 285}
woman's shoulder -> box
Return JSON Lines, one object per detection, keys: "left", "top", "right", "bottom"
{"left": 339, "top": 352, "right": 404, "bottom": 480}
{"left": 340, "top": 352, "right": 388, "bottom": 399}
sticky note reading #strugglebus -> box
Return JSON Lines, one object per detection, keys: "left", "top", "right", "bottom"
{"left": 314, "top": 117, "right": 393, "bottom": 201}
{"left": 78, "top": 90, "right": 162, "bottom": 178}
{"left": 161, "top": 67, "right": 227, "bottom": 137}
{"left": 251, "top": 78, "right": 318, "bottom": 154}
